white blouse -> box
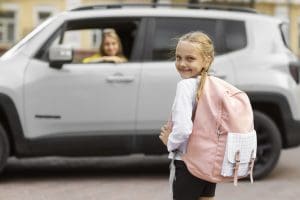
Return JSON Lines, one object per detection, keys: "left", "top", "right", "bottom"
{"left": 167, "top": 78, "right": 199, "bottom": 160}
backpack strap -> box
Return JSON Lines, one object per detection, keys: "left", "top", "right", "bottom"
{"left": 191, "top": 102, "right": 197, "bottom": 122}
{"left": 234, "top": 150, "right": 240, "bottom": 186}
{"left": 233, "top": 150, "right": 255, "bottom": 186}
{"left": 248, "top": 150, "right": 255, "bottom": 184}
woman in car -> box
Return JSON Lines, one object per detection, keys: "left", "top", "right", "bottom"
{"left": 82, "top": 28, "right": 127, "bottom": 63}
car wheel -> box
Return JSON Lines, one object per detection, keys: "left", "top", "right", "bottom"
{"left": 0, "top": 123, "right": 9, "bottom": 173}
{"left": 253, "top": 110, "right": 282, "bottom": 179}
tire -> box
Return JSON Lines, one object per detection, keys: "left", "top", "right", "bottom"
{"left": 253, "top": 110, "right": 282, "bottom": 179}
{"left": 0, "top": 123, "right": 9, "bottom": 173}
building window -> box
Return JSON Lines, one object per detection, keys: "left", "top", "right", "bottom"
{"left": 34, "top": 6, "right": 56, "bottom": 26}
{"left": 38, "top": 11, "right": 51, "bottom": 24}
{"left": 0, "top": 11, "right": 15, "bottom": 43}
{"left": 91, "top": 29, "right": 102, "bottom": 49}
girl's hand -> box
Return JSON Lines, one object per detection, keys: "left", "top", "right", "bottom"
{"left": 159, "top": 124, "right": 172, "bottom": 146}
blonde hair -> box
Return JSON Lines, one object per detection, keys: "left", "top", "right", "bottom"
{"left": 177, "top": 31, "right": 215, "bottom": 102}
{"left": 100, "top": 29, "right": 124, "bottom": 57}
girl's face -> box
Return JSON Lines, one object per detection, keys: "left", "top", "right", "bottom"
{"left": 175, "top": 41, "right": 205, "bottom": 79}
{"left": 103, "top": 36, "right": 119, "bottom": 56}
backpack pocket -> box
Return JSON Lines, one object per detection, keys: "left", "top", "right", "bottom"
{"left": 221, "top": 130, "right": 257, "bottom": 179}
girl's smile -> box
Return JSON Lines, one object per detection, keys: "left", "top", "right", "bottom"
{"left": 177, "top": 68, "right": 193, "bottom": 77}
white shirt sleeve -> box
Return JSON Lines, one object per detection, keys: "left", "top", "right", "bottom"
{"left": 167, "top": 80, "right": 195, "bottom": 152}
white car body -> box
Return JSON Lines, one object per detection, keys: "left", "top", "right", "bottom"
{"left": 0, "top": 5, "right": 299, "bottom": 178}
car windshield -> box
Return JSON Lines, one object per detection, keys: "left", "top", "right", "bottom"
{"left": 1, "top": 15, "right": 56, "bottom": 60}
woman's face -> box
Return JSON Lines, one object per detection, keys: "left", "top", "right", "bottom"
{"left": 103, "top": 36, "right": 119, "bottom": 56}
{"left": 175, "top": 41, "right": 205, "bottom": 79}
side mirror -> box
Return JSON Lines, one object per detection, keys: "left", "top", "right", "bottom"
{"left": 49, "top": 45, "right": 73, "bottom": 69}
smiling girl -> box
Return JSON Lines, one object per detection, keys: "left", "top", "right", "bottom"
{"left": 159, "top": 32, "right": 215, "bottom": 200}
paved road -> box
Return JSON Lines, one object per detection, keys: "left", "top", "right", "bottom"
{"left": 0, "top": 146, "right": 299, "bottom": 200}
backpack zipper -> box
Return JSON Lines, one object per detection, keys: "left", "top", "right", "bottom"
{"left": 217, "top": 127, "right": 221, "bottom": 140}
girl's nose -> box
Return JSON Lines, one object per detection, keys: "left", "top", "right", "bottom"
{"left": 178, "top": 60, "right": 187, "bottom": 68}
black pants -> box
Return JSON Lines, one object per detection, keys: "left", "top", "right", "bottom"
{"left": 173, "top": 160, "right": 216, "bottom": 200}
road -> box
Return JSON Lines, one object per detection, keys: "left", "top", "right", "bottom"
{"left": 0, "top": 146, "right": 299, "bottom": 200}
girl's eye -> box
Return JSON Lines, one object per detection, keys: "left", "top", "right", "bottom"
{"left": 176, "top": 56, "right": 181, "bottom": 61}
{"left": 187, "top": 57, "right": 195, "bottom": 61}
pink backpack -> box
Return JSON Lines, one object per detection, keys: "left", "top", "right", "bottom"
{"left": 181, "top": 76, "right": 257, "bottom": 185}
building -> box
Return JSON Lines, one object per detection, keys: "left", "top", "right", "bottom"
{"left": 0, "top": 0, "right": 299, "bottom": 56}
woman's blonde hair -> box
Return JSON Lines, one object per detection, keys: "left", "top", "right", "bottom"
{"left": 100, "top": 29, "right": 124, "bottom": 57}
{"left": 178, "top": 31, "right": 215, "bottom": 102}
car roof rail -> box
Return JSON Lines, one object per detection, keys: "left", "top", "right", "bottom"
{"left": 70, "top": 3, "right": 257, "bottom": 13}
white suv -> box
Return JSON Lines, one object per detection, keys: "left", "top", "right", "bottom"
{"left": 0, "top": 4, "right": 299, "bottom": 179}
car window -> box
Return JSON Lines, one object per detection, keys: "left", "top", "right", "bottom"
{"left": 223, "top": 20, "right": 247, "bottom": 52}
{"left": 36, "top": 18, "right": 142, "bottom": 63}
{"left": 279, "top": 22, "right": 290, "bottom": 49}
{"left": 50, "top": 29, "right": 107, "bottom": 63}
{"left": 151, "top": 18, "right": 218, "bottom": 61}
{"left": 150, "top": 18, "right": 247, "bottom": 61}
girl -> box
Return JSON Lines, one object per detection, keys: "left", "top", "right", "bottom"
{"left": 159, "top": 31, "right": 215, "bottom": 200}
{"left": 83, "top": 28, "right": 127, "bottom": 63}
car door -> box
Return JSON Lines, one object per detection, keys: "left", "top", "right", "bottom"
{"left": 23, "top": 17, "right": 144, "bottom": 154}
{"left": 135, "top": 17, "right": 235, "bottom": 154}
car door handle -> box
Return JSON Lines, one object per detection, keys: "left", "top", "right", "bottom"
{"left": 106, "top": 73, "right": 134, "bottom": 83}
